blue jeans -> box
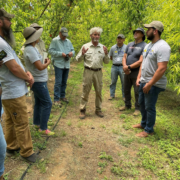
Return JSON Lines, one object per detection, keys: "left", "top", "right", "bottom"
{"left": 54, "top": 66, "right": 69, "bottom": 101}
{"left": 110, "top": 65, "right": 124, "bottom": 98}
{"left": 0, "top": 123, "right": 6, "bottom": 177}
{"left": 139, "top": 83, "right": 165, "bottom": 133}
{"left": 31, "top": 82, "right": 52, "bottom": 130}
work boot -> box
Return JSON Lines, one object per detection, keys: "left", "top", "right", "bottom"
{"left": 133, "top": 110, "right": 140, "bottom": 116}
{"left": 108, "top": 96, "right": 115, "bottom": 100}
{"left": 0, "top": 175, "right": 4, "bottom": 180}
{"left": 79, "top": 109, "right": 86, "bottom": 119}
{"left": 6, "top": 148, "right": 20, "bottom": 157}
{"left": 21, "top": 153, "right": 43, "bottom": 163}
{"left": 60, "top": 97, "right": 69, "bottom": 103}
{"left": 95, "top": 111, "right": 104, "bottom": 118}
{"left": 119, "top": 106, "right": 131, "bottom": 111}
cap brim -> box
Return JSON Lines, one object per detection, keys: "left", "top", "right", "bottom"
{"left": 24, "top": 28, "right": 43, "bottom": 45}
{"left": 143, "top": 24, "right": 152, "bottom": 28}
{"left": 62, "top": 32, "right": 68, "bottom": 37}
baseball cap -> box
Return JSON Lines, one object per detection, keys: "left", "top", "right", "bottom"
{"left": 133, "top": 28, "right": 145, "bottom": 41}
{"left": 144, "top": 21, "right": 164, "bottom": 33}
{"left": 117, "top": 34, "right": 125, "bottom": 39}
{"left": 60, "top": 27, "right": 68, "bottom": 37}
{"left": 0, "top": 8, "right": 15, "bottom": 19}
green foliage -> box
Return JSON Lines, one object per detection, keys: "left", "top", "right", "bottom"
{"left": 99, "top": 152, "right": 113, "bottom": 162}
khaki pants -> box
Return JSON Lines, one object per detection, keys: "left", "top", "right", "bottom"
{"left": 80, "top": 68, "right": 103, "bottom": 111}
{"left": 2, "top": 95, "right": 34, "bottom": 157}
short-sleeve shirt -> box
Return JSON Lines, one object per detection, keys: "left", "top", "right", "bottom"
{"left": 125, "top": 41, "right": 146, "bottom": 77}
{"left": 140, "top": 40, "right": 171, "bottom": 89}
{"left": 23, "top": 46, "right": 48, "bottom": 82}
{"left": 109, "top": 44, "right": 127, "bottom": 65}
{"left": 0, "top": 37, "right": 28, "bottom": 100}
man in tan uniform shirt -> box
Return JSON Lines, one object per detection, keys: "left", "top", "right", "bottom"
{"left": 76, "top": 27, "right": 110, "bottom": 119}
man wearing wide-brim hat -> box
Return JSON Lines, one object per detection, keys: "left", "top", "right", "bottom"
{"left": 133, "top": 21, "right": 171, "bottom": 137}
{"left": 120, "top": 27, "right": 146, "bottom": 116}
{"left": 0, "top": 8, "right": 41, "bottom": 166}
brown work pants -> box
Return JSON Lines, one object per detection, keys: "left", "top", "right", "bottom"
{"left": 2, "top": 95, "right": 34, "bottom": 157}
{"left": 80, "top": 68, "right": 103, "bottom": 111}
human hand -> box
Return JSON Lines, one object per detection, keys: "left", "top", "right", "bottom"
{"left": 69, "top": 52, "right": 73, "bottom": 57}
{"left": 44, "top": 58, "right": 51, "bottom": 65}
{"left": 26, "top": 71, "right": 34, "bottom": 88}
{"left": 103, "top": 46, "right": 108, "bottom": 55}
{"left": 123, "top": 65, "right": 128, "bottom": 72}
{"left": 62, "top": 53, "right": 66, "bottom": 57}
{"left": 82, "top": 47, "right": 89, "bottom": 55}
{"left": 143, "top": 83, "right": 152, "bottom": 94}
{"left": 136, "top": 78, "right": 140, "bottom": 87}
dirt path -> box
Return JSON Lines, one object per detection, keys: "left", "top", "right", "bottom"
{"left": 3, "top": 62, "right": 180, "bottom": 180}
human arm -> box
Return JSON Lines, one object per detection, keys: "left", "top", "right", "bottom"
{"left": 68, "top": 41, "right": 75, "bottom": 58}
{"left": 136, "top": 63, "right": 143, "bottom": 87}
{"left": 128, "top": 55, "right": 143, "bottom": 69}
{"left": 34, "top": 58, "right": 51, "bottom": 71}
{"left": 103, "top": 46, "right": 110, "bottom": 64}
{"left": 122, "top": 53, "right": 130, "bottom": 75}
{"left": 76, "top": 46, "right": 88, "bottom": 62}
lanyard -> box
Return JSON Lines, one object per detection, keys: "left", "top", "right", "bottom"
{"left": 145, "top": 39, "right": 160, "bottom": 58}
{"left": 116, "top": 44, "right": 124, "bottom": 54}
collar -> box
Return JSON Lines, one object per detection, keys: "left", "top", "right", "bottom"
{"left": 90, "top": 41, "right": 100, "bottom": 47}
{"left": 116, "top": 44, "right": 124, "bottom": 48}
{"left": 57, "top": 36, "right": 67, "bottom": 41}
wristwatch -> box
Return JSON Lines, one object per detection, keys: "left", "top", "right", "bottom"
{"left": 128, "top": 65, "right": 131, "bottom": 70}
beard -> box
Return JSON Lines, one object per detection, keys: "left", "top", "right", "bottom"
{"left": 91, "top": 38, "right": 99, "bottom": 42}
{"left": 2, "top": 23, "right": 16, "bottom": 48}
{"left": 147, "top": 31, "right": 155, "bottom": 41}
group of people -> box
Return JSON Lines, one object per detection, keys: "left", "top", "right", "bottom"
{"left": 0, "top": 8, "right": 171, "bottom": 180}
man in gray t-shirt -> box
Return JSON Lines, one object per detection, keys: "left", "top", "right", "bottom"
{"left": 109, "top": 34, "right": 127, "bottom": 100}
{"left": 120, "top": 28, "right": 146, "bottom": 116}
{"left": 133, "top": 21, "right": 171, "bottom": 138}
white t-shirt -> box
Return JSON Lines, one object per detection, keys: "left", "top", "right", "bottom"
{"left": 140, "top": 39, "right": 171, "bottom": 89}
{"left": 23, "top": 46, "right": 48, "bottom": 82}
{"left": 0, "top": 37, "right": 28, "bottom": 100}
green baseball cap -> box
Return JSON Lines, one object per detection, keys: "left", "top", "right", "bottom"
{"left": 144, "top": 21, "right": 164, "bottom": 33}
{"left": 0, "top": 8, "right": 15, "bottom": 19}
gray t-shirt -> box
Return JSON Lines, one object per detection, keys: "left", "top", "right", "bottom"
{"left": 125, "top": 41, "right": 146, "bottom": 77}
{"left": 140, "top": 40, "right": 171, "bottom": 89}
{"left": 109, "top": 44, "right": 127, "bottom": 64}
{"left": 0, "top": 37, "right": 28, "bottom": 100}
{"left": 24, "top": 46, "right": 48, "bottom": 82}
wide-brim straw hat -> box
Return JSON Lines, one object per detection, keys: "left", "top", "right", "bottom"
{"left": 23, "top": 27, "right": 43, "bottom": 45}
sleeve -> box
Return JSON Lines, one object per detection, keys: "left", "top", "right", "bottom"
{"left": 76, "top": 46, "right": 84, "bottom": 62}
{"left": 48, "top": 39, "right": 62, "bottom": 57}
{"left": 109, "top": 47, "right": 113, "bottom": 57}
{"left": 26, "top": 47, "right": 41, "bottom": 64}
{"left": 157, "top": 45, "right": 171, "bottom": 63}
{"left": 0, "top": 44, "right": 14, "bottom": 63}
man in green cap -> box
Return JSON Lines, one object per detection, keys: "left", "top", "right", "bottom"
{"left": 0, "top": 8, "right": 42, "bottom": 164}
{"left": 133, "top": 21, "right": 171, "bottom": 137}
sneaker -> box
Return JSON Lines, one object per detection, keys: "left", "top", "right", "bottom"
{"left": 133, "top": 110, "right": 140, "bottom": 116}
{"left": 53, "top": 101, "right": 62, "bottom": 107}
{"left": 60, "top": 97, "right": 69, "bottom": 103}
{"left": 95, "top": 111, "right": 104, "bottom": 118}
{"left": 108, "top": 97, "right": 115, "bottom": 100}
{"left": 79, "top": 109, "right": 86, "bottom": 119}
{"left": 21, "top": 153, "right": 43, "bottom": 163}
{"left": 39, "top": 129, "right": 55, "bottom": 136}
{"left": 119, "top": 106, "right": 131, "bottom": 111}
{"left": 6, "top": 148, "right": 20, "bottom": 157}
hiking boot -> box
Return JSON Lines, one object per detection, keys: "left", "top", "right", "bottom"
{"left": 132, "top": 124, "right": 144, "bottom": 129}
{"left": 119, "top": 106, "right": 131, "bottom": 111}
{"left": 53, "top": 101, "right": 62, "bottom": 107}
{"left": 0, "top": 175, "right": 4, "bottom": 180}
{"left": 136, "top": 131, "right": 154, "bottom": 138}
{"left": 6, "top": 148, "right": 20, "bottom": 157}
{"left": 95, "top": 111, "right": 104, "bottom": 118}
{"left": 79, "top": 109, "right": 86, "bottom": 119}
{"left": 60, "top": 97, "right": 69, "bottom": 103}
{"left": 108, "top": 96, "right": 115, "bottom": 100}
{"left": 21, "top": 153, "right": 43, "bottom": 163}
{"left": 133, "top": 110, "right": 140, "bottom": 116}
{"left": 39, "top": 129, "right": 55, "bottom": 136}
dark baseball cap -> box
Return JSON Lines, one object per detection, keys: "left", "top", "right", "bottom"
{"left": 0, "top": 8, "right": 15, "bottom": 19}
{"left": 60, "top": 27, "right": 68, "bottom": 37}
{"left": 133, "top": 28, "right": 145, "bottom": 41}
{"left": 117, "top": 34, "right": 125, "bottom": 39}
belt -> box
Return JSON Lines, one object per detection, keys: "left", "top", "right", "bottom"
{"left": 85, "top": 66, "right": 101, "bottom": 71}
{"left": 113, "top": 64, "right": 123, "bottom": 66}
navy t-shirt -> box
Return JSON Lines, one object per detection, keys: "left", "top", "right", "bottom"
{"left": 125, "top": 41, "right": 146, "bottom": 77}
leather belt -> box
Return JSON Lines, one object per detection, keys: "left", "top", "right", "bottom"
{"left": 85, "top": 66, "right": 101, "bottom": 71}
{"left": 113, "top": 64, "right": 123, "bottom": 66}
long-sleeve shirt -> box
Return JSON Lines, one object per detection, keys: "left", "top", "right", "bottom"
{"left": 76, "top": 42, "right": 110, "bottom": 69}
{"left": 48, "top": 36, "right": 75, "bottom": 69}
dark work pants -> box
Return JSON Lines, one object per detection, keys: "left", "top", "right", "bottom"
{"left": 124, "top": 74, "right": 139, "bottom": 110}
